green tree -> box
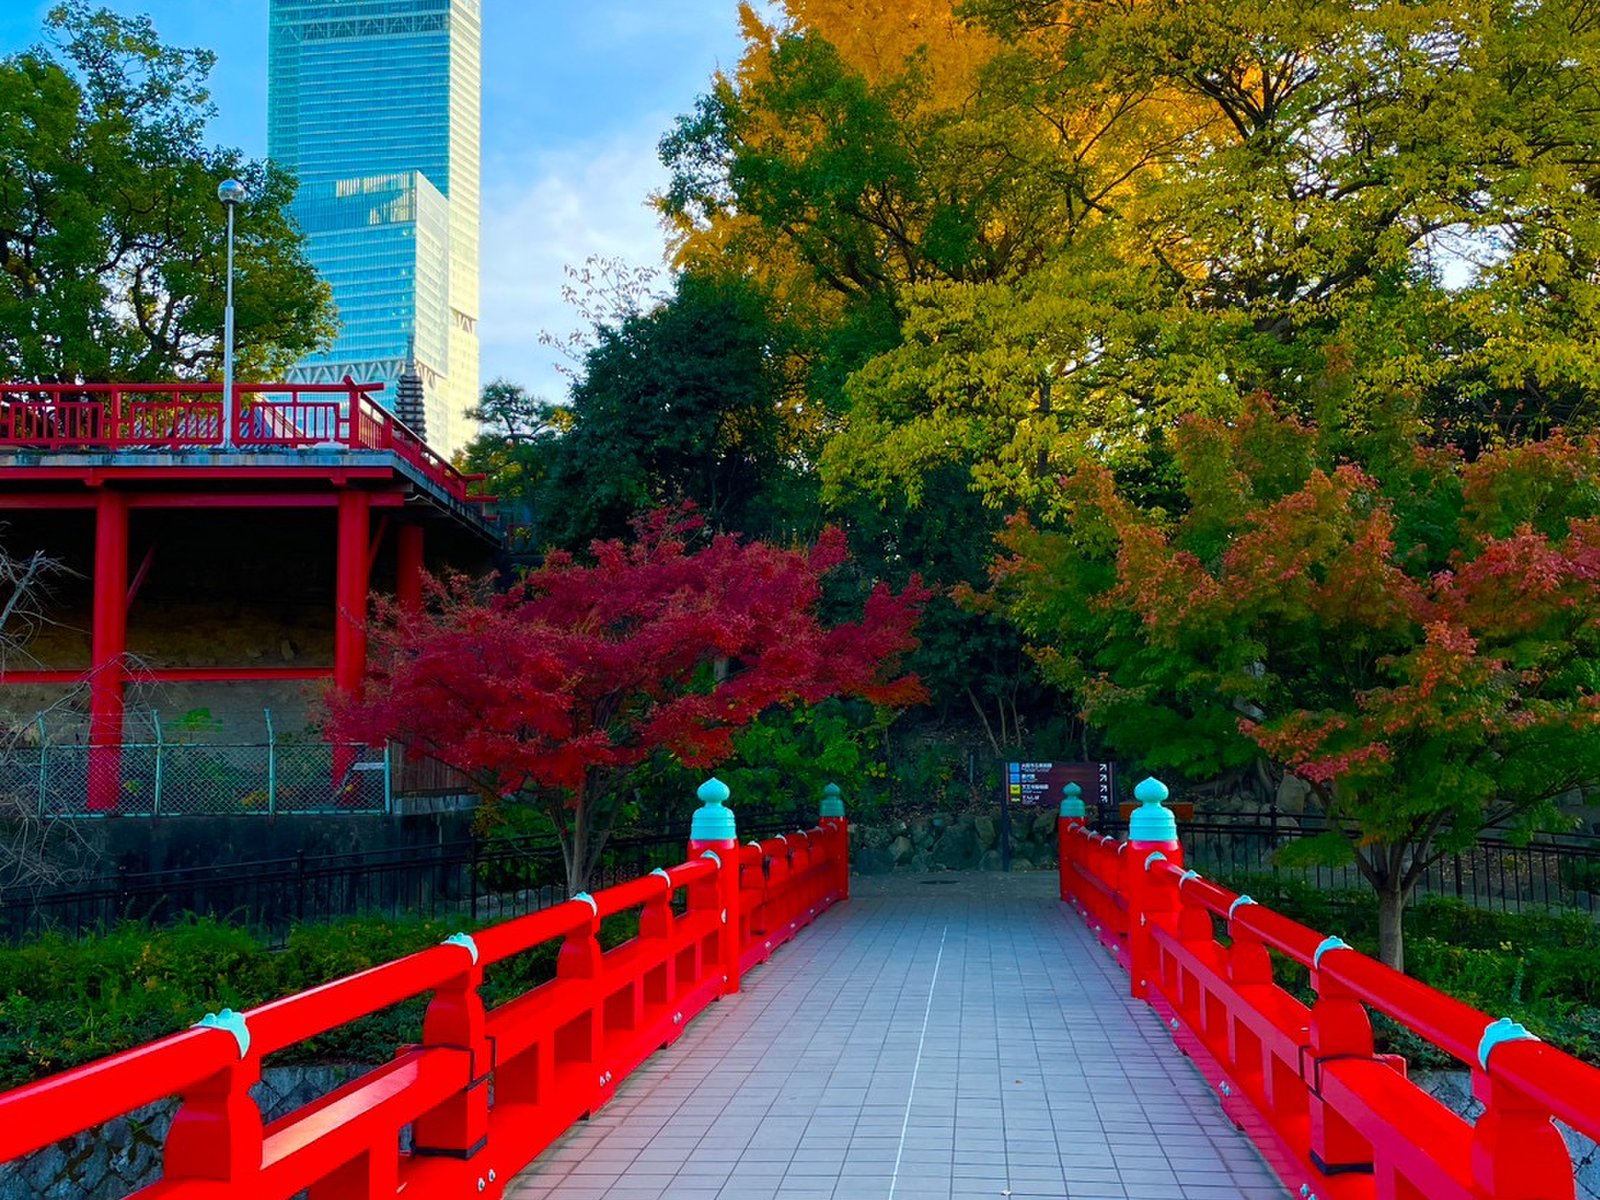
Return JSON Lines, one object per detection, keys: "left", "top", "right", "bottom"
{"left": 688, "top": 0, "right": 1600, "bottom": 516}
{"left": 0, "top": 3, "right": 333, "bottom": 382}
{"left": 988, "top": 399, "right": 1600, "bottom": 970}
{"left": 457, "top": 379, "right": 569, "bottom": 540}
{"left": 534, "top": 272, "right": 815, "bottom": 549}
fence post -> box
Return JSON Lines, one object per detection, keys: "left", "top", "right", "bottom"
{"left": 264, "top": 708, "right": 276, "bottom": 817}
{"left": 1058, "top": 782, "right": 1086, "bottom": 903}
{"left": 820, "top": 782, "right": 848, "bottom": 902}
{"left": 382, "top": 742, "right": 393, "bottom": 814}
{"left": 344, "top": 381, "right": 363, "bottom": 449}
{"left": 152, "top": 710, "right": 164, "bottom": 817}
{"left": 1125, "top": 776, "right": 1182, "bottom": 1002}
{"left": 688, "top": 777, "right": 741, "bottom": 997}
{"left": 35, "top": 717, "right": 46, "bottom": 817}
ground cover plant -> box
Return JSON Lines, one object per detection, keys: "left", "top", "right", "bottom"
{"left": 0, "top": 911, "right": 638, "bottom": 1090}
{"left": 1216, "top": 873, "right": 1600, "bottom": 1068}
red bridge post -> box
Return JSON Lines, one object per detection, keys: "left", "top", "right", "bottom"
{"left": 1125, "top": 777, "right": 1182, "bottom": 1002}
{"left": 688, "top": 777, "right": 742, "bottom": 996}
{"left": 413, "top": 935, "right": 491, "bottom": 1165}
{"left": 1057, "top": 782, "right": 1086, "bottom": 904}
{"left": 820, "top": 782, "right": 848, "bottom": 901}
{"left": 163, "top": 1010, "right": 262, "bottom": 1187}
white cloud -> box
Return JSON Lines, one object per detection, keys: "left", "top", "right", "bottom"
{"left": 478, "top": 125, "right": 677, "bottom": 402}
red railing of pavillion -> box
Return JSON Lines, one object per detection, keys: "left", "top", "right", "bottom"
{"left": 0, "top": 798, "right": 849, "bottom": 1199}
{"left": 0, "top": 381, "right": 488, "bottom": 507}
{"left": 1058, "top": 783, "right": 1600, "bottom": 1200}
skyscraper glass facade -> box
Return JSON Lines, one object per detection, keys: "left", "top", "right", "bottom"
{"left": 268, "top": 0, "right": 480, "bottom": 454}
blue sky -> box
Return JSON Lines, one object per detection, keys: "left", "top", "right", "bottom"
{"left": 0, "top": 1, "right": 763, "bottom": 401}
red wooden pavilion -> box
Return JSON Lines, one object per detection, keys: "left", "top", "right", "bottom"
{"left": 0, "top": 381, "right": 501, "bottom": 811}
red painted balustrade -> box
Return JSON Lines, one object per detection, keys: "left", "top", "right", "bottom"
{"left": 0, "top": 381, "right": 488, "bottom": 506}
{"left": 0, "top": 798, "right": 850, "bottom": 1199}
{"left": 1059, "top": 781, "right": 1600, "bottom": 1200}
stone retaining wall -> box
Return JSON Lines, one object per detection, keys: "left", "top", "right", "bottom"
{"left": 851, "top": 807, "right": 1060, "bottom": 873}
{"left": 1413, "top": 1070, "right": 1598, "bottom": 1197}
{"left": 0, "top": 1064, "right": 376, "bottom": 1200}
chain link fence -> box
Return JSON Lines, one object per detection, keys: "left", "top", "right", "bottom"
{"left": 1, "top": 713, "right": 393, "bottom": 816}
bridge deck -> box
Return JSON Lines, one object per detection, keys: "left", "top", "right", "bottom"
{"left": 510, "top": 872, "right": 1287, "bottom": 1200}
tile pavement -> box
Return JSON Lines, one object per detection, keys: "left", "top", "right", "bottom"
{"left": 509, "top": 871, "right": 1289, "bottom": 1200}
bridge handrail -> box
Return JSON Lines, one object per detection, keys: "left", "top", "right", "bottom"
{"left": 0, "top": 788, "right": 852, "bottom": 1199}
{"left": 1058, "top": 789, "right": 1600, "bottom": 1200}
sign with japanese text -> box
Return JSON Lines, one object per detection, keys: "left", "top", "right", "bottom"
{"left": 1004, "top": 760, "right": 1115, "bottom": 812}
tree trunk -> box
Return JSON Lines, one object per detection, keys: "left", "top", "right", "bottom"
{"left": 1377, "top": 881, "right": 1406, "bottom": 973}
{"left": 575, "top": 801, "right": 594, "bottom": 897}
{"left": 556, "top": 798, "right": 589, "bottom": 899}
{"left": 967, "top": 686, "right": 1002, "bottom": 758}
{"left": 579, "top": 819, "right": 613, "bottom": 898}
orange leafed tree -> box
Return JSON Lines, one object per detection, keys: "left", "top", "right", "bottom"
{"left": 985, "top": 399, "right": 1600, "bottom": 969}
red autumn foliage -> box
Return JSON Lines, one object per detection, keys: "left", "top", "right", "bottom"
{"left": 328, "top": 508, "right": 927, "bottom": 888}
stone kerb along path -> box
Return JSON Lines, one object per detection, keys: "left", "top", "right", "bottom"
{"left": 511, "top": 871, "right": 1286, "bottom": 1200}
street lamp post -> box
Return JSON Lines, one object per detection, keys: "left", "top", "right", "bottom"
{"left": 217, "top": 178, "right": 248, "bottom": 449}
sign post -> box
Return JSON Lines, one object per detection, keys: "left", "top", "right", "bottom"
{"left": 1004, "top": 761, "right": 1117, "bottom": 870}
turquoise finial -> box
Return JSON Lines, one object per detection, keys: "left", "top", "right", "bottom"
{"left": 820, "top": 782, "right": 845, "bottom": 819}
{"left": 1059, "top": 781, "right": 1086, "bottom": 820}
{"left": 1128, "top": 776, "right": 1177, "bottom": 843}
{"left": 691, "top": 777, "right": 737, "bottom": 841}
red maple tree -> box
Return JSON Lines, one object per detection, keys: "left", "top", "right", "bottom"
{"left": 330, "top": 509, "right": 927, "bottom": 892}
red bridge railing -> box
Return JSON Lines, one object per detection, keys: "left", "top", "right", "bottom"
{"left": 0, "top": 779, "right": 849, "bottom": 1199}
{"left": 0, "top": 381, "right": 488, "bottom": 506}
{"left": 1058, "top": 777, "right": 1600, "bottom": 1200}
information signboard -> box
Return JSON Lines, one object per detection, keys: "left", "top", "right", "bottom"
{"left": 1004, "top": 761, "right": 1116, "bottom": 813}
{"left": 996, "top": 760, "right": 1115, "bottom": 870}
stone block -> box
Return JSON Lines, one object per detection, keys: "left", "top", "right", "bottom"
{"left": 974, "top": 815, "right": 997, "bottom": 849}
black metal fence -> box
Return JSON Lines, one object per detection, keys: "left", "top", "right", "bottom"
{"left": 0, "top": 820, "right": 803, "bottom": 945}
{"left": 1180, "top": 818, "right": 1600, "bottom": 915}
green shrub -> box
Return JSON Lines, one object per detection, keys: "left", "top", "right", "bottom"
{"left": 1212, "top": 883, "right": 1600, "bottom": 1066}
{"left": 1558, "top": 855, "right": 1600, "bottom": 896}
{"left": 0, "top": 908, "right": 645, "bottom": 1090}
{"left": 1209, "top": 870, "right": 1374, "bottom": 939}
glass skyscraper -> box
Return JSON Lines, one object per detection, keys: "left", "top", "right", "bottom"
{"left": 268, "top": 0, "right": 481, "bottom": 455}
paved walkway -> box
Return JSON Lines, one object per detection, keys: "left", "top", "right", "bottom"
{"left": 510, "top": 872, "right": 1289, "bottom": 1200}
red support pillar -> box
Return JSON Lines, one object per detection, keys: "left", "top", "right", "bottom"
{"left": 334, "top": 490, "right": 371, "bottom": 694}
{"left": 333, "top": 491, "right": 371, "bottom": 801}
{"left": 88, "top": 492, "right": 128, "bottom": 812}
{"left": 396, "top": 522, "right": 424, "bottom": 615}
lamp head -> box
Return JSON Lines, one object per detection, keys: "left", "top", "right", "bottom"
{"left": 217, "top": 178, "right": 248, "bottom": 207}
